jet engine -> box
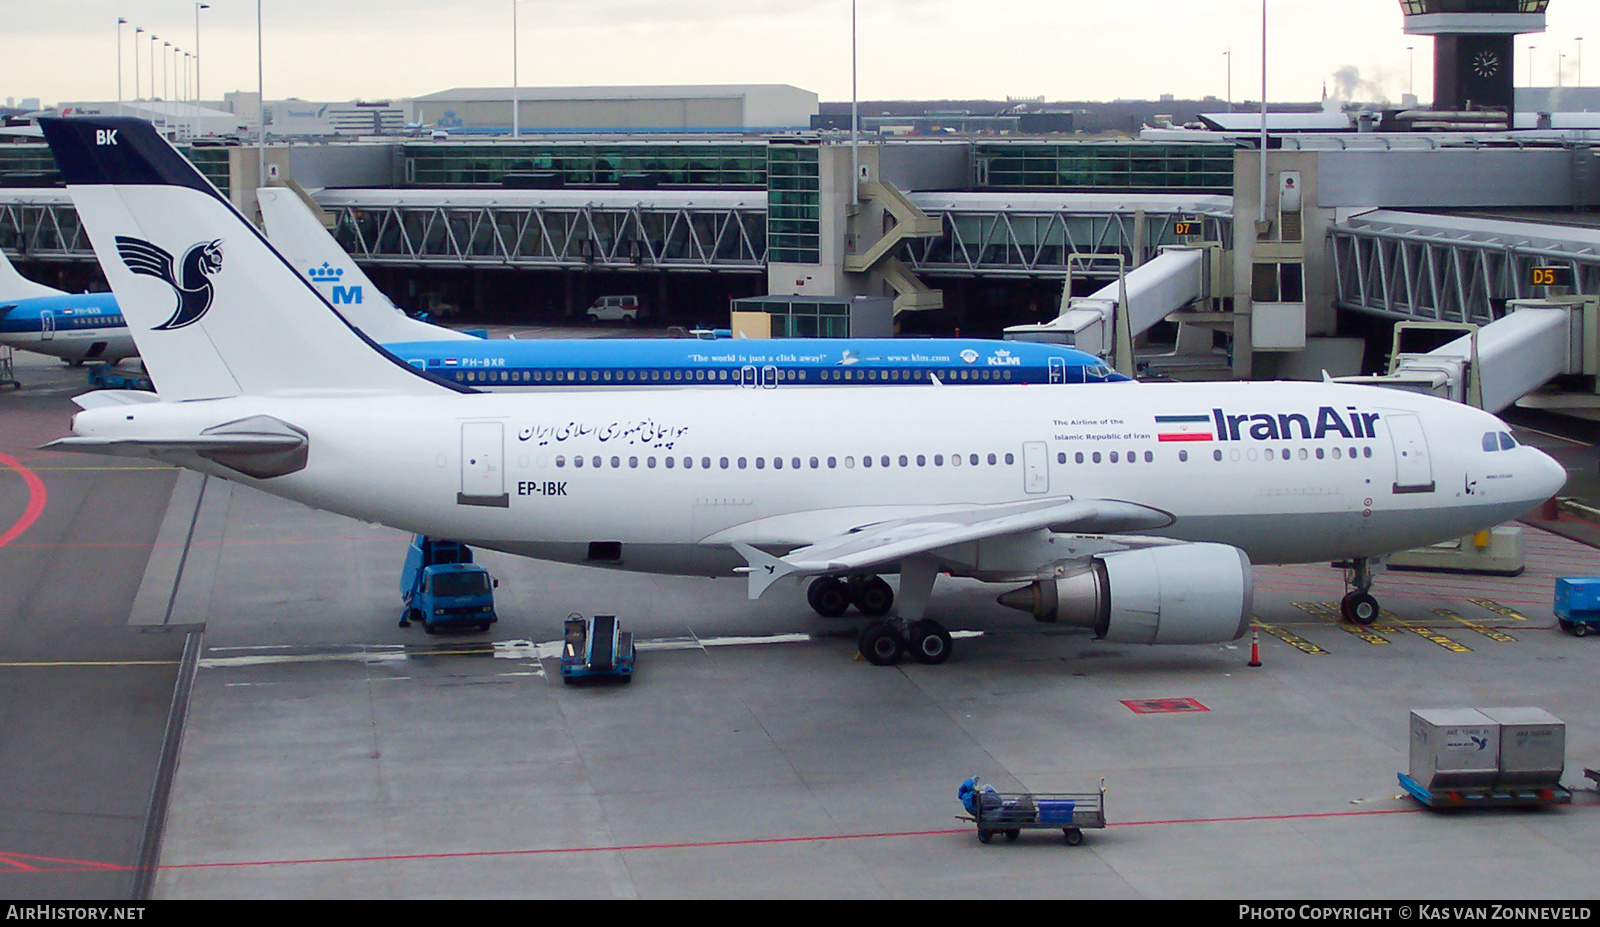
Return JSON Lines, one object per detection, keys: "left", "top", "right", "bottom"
{"left": 997, "top": 543, "right": 1253, "bottom": 645}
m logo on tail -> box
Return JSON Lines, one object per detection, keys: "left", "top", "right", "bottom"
{"left": 115, "top": 236, "right": 224, "bottom": 330}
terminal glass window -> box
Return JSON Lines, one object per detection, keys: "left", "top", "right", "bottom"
{"left": 1399, "top": 2, "right": 1547, "bottom": 13}
{"left": 768, "top": 143, "right": 820, "bottom": 264}
{"left": 974, "top": 142, "right": 1234, "bottom": 192}
{"left": 404, "top": 141, "right": 767, "bottom": 188}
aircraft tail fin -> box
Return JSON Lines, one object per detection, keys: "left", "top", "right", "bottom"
{"left": 256, "top": 186, "right": 475, "bottom": 344}
{"left": 0, "top": 248, "right": 68, "bottom": 301}
{"left": 36, "top": 117, "right": 463, "bottom": 401}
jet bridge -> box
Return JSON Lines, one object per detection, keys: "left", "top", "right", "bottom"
{"left": 1337, "top": 296, "right": 1600, "bottom": 576}
{"left": 1339, "top": 296, "right": 1599, "bottom": 413}
{"left": 1001, "top": 245, "right": 1216, "bottom": 371}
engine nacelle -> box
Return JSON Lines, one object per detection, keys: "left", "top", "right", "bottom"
{"left": 997, "top": 543, "right": 1253, "bottom": 645}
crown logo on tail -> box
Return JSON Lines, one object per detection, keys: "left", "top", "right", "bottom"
{"left": 115, "top": 236, "right": 224, "bottom": 330}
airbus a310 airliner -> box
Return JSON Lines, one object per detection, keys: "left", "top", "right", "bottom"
{"left": 37, "top": 117, "right": 1568, "bottom": 665}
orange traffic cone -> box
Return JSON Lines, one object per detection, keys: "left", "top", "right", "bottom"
{"left": 1247, "top": 628, "right": 1262, "bottom": 668}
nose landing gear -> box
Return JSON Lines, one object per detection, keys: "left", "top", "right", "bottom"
{"left": 1340, "top": 558, "right": 1383, "bottom": 626}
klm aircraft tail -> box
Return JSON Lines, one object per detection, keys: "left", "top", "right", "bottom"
{"left": 37, "top": 117, "right": 462, "bottom": 401}
{"left": 0, "top": 248, "right": 68, "bottom": 301}
{"left": 255, "top": 186, "right": 475, "bottom": 344}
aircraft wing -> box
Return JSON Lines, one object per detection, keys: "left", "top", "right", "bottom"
{"left": 732, "top": 497, "right": 1172, "bottom": 599}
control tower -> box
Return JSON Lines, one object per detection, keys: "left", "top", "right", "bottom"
{"left": 1401, "top": 1, "right": 1548, "bottom": 110}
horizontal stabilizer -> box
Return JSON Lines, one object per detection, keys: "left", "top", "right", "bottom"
{"left": 43, "top": 414, "right": 309, "bottom": 479}
{"left": 72, "top": 390, "right": 163, "bottom": 410}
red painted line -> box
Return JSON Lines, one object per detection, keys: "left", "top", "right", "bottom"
{"left": 10, "top": 799, "right": 1600, "bottom": 875}
{"left": 0, "top": 452, "right": 46, "bottom": 548}
{"left": 1, "top": 536, "right": 394, "bottom": 551}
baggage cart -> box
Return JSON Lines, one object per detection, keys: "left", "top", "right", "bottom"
{"left": 957, "top": 776, "right": 1106, "bottom": 846}
{"left": 1397, "top": 772, "right": 1572, "bottom": 810}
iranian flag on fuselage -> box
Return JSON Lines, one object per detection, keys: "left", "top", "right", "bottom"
{"left": 1155, "top": 414, "right": 1215, "bottom": 442}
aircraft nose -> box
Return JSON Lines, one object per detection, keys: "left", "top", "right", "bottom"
{"left": 1527, "top": 446, "right": 1569, "bottom": 503}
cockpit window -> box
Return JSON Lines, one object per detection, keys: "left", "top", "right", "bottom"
{"left": 1483, "top": 432, "right": 1520, "bottom": 452}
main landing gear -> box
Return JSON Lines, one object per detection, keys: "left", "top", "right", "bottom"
{"left": 807, "top": 568, "right": 953, "bottom": 666}
{"left": 806, "top": 575, "right": 892, "bottom": 618}
{"left": 1340, "top": 557, "right": 1382, "bottom": 626}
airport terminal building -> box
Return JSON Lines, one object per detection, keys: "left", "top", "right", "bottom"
{"left": 8, "top": 7, "right": 1600, "bottom": 390}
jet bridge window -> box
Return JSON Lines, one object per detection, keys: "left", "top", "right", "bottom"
{"left": 1251, "top": 261, "right": 1304, "bottom": 303}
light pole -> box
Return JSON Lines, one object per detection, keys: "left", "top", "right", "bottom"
{"left": 1579, "top": 37, "right": 1585, "bottom": 86}
{"left": 1560, "top": 51, "right": 1567, "bottom": 88}
{"left": 512, "top": 0, "right": 520, "bottom": 138}
{"left": 1407, "top": 45, "right": 1414, "bottom": 98}
{"left": 1259, "top": 0, "right": 1268, "bottom": 226}
{"left": 134, "top": 27, "right": 143, "bottom": 102}
{"left": 163, "top": 40, "right": 172, "bottom": 128}
{"left": 149, "top": 33, "right": 158, "bottom": 104}
{"left": 195, "top": 4, "right": 210, "bottom": 136}
{"left": 258, "top": 0, "right": 266, "bottom": 187}
{"left": 851, "top": 0, "right": 859, "bottom": 207}
{"left": 1224, "top": 48, "right": 1232, "bottom": 111}
{"left": 116, "top": 18, "right": 127, "bottom": 116}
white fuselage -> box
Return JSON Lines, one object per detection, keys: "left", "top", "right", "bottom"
{"left": 74, "top": 378, "right": 1566, "bottom": 582}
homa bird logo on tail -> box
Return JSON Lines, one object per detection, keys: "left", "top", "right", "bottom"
{"left": 114, "top": 236, "right": 224, "bottom": 330}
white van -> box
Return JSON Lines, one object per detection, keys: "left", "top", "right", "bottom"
{"left": 585, "top": 295, "right": 641, "bottom": 322}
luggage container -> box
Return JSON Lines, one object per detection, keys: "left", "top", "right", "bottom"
{"left": 1481, "top": 707, "right": 1565, "bottom": 788}
{"left": 1400, "top": 707, "right": 1572, "bottom": 810}
{"left": 1408, "top": 708, "right": 1499, "bottom": 791}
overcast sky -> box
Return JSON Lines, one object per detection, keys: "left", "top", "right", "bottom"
{"left": 7, "top": 1, "right": 1600, "bottom": 109}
